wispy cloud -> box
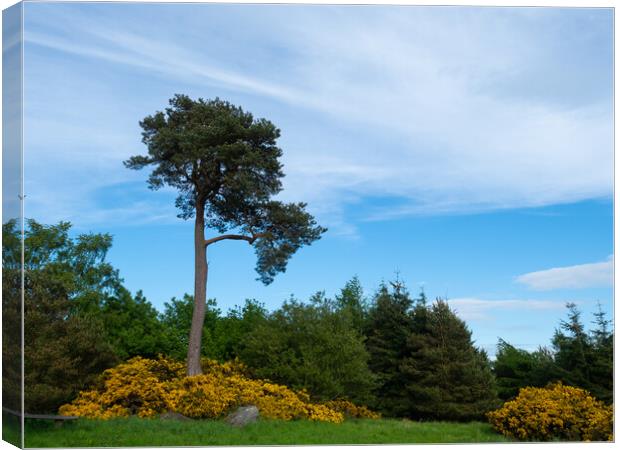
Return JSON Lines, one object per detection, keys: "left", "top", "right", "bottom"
{"left": 515, "top": 257, "right": 613, "bottom": 290}
{"left": 448, "top": 297, "right": 566, "bottom": 321}
{"left": 24, "top": 22, "right": 320, "bottom": 110}
{"left": 22, "top": 4, "right": 613, "bottom": 231}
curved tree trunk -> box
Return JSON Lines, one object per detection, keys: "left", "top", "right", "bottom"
{"left": 187, "top": 200, "right": 207, "bottom": 376}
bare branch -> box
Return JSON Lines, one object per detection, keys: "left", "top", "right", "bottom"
{"left": 204, "top": 233, "right": 267, "bottom": 247}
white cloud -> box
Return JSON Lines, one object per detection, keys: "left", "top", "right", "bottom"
{"left": 21, "top": 5, "right": 613, "bottom": 230}
{"left": 515, "top": 257, "right": 613, "bottom": 290}
{"left": 448, "top": 297, "right": 566, "bottom": 321}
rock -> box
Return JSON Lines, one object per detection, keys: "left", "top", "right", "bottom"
{"left": 226, "top": 405, "right": 259, "bottom": 427}
{"left": 160, "top": 411, "right": 191, "bottom": 421}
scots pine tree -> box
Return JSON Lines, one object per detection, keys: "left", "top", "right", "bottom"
{"left": 125, "top": 95, "right": 326, "bottom": 375}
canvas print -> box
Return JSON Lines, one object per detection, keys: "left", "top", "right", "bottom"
{"left": 1, "top": 1, "right": 614, "bottom": 447}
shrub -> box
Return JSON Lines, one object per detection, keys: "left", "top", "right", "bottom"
{"left": 59, "top": 356, "right": 185, "bottom": 419}
{"left": 59, "top": 357, "right": 379, "bottom": 423}
{"left": 487, "top": 383, "right": 613, "bottom": 441}
{"left": 240, "top": 296, "right": 376, "bottom": 404}
{"left": 492, "top": 339, "right": 560, "bottom": 401}
{"left": 322, "top": 399, "right": 381, "bottom": 419}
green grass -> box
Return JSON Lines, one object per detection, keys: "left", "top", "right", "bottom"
{"left": 2, "top": 413, "right": 21, "bottom": 448}
{"left": 16, "top": 416, "right": 508, "bottom": 447}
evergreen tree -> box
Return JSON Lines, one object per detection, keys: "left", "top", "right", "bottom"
{"left": 588, "top": 302, "right": 613, "bottom": 403}
{"left": 493, "top": 339, "right": 559, "bottom": 400}
{"left": 125, "top": 95, "right": 325, "bottom": 375}
{"left": 552, "top": 302, "right": 613, "bottom": 403}
{"left": 552, "top": 303, "right": 590, "bottom": 381}
{"left": 401, "top": 299, "right": 499, "bottom": 420}
{"left": 495, "top": 303, "right": 613, "bottom": 404}
{"left": 335, "top": 276, "right": 368, "bottom": 333}
{"left": 365, "top": 280, "right": 414, "bottom": 416}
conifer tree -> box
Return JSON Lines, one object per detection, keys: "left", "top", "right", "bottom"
{"left": 335, "top": 276, "right": 367, "bottom": 333}
{"left": 365, "top": 280, "right": 414, "bottom": 416}
{"left": 552, "top": 303, "right": 590, "bottom": 378}
{"left": 125, "top": 95, "right": 325, "bottom": 375}
{"left": 552, "top": 302, "right": 613, "bottom": 403}
{"left": 588, "top": 302, "right": 613, "bottom": 403}
{"left": 401, "top": 299, "right": 499, "bottom": 420}
{"left": 493, "top": 339, "right": 559, "bottom": 400}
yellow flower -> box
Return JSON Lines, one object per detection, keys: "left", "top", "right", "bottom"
{"left": 58, "top": 356, "right": 375, "bottom": 424}
{"left": 487, "top": 383, "right": 613, "bottom": 442}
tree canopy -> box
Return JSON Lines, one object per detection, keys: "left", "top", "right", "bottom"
{"left": 124, "top": 94, "right": 326, "bottom": 284}
{"left": 2, "top": 219, "right": 118, "bottom": 413}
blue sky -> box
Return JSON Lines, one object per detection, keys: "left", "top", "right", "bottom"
{"left": 20, "top": 2, "right": 613, "bottom": 356}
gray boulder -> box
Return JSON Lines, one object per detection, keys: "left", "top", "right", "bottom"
{"left": 226, "top": 405, "right": 259, "bottom": 427}
{"left": 160, "top": 411, "right": 191, "bottom": 421}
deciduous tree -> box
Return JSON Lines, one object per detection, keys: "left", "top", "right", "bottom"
{"left": 2, "top": 219, "right": 118, "bottom": 413}
{"left": 240, "top": 294, "right": 376, "bottom": 403}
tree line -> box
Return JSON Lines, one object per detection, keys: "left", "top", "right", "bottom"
{"left": 2, "top": 95, "right": 612, "bottom": 419}
{"left": 3, "top": 219, "right": 612, "bottom": 416}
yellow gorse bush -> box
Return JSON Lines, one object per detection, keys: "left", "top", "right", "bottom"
{"left": 322, "top": 399, "right": 381, "bottom": 419}
{"left": 487, "top": 383, "right": 613, "bottom": 441}
{"left": 59, "top": 356, "right": 378, "bottom": 423}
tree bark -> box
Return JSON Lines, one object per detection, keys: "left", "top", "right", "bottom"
{"left": 187, "top": 199, "right": 207, "bottom": 376}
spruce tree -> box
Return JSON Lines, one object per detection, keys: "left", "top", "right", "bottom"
{"left": 365, "top": 280, "right": 414, "bottom": 416}
{"left": 493, "top": 339, "right": 560, "bottom": 400}
{"left": 553, "top": 303, "right": 590, "bottom": 379}
{"left": 401, "top": 299, "right": 499, "bottom": 420}
{"left": 335, "top": 276, "right": 367, "bottom": 334}
{"left": 552, "top": 302, "right": 613, "bottom": 403}
{"left": 588, "top": 302, "right": 613, "bottom": 403}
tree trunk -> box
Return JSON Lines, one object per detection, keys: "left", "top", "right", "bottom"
{"left": 187, "top": 200, "right": 207, "bottom": 376}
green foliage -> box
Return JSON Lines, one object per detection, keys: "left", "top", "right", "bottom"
{"left": 160, "top": 294, "right": 217, "bottom": 360}
{"left": 588, "top": 302, "right": 614, "bottom": 402}
{"left": 334, "top": 276, "right": 368, "bottom": 333}
{"left": 553, "top": 303, "right": 589, "bottom": 378}
{"left": 124, "top": 94, "right": 326, "bottom": 284}
{"left": 99, "top": 288, "right": 171, "bottom": 360}
{"left": 364, "top": 282, "right": 415, "bottom": 416}
{"left": 401, "top": 299, "right": 499, "bottom": 421}
{"left": 493, "top": 340, "right": 560, "bottom": 401}
{"left": 2, "top": 220, "right": 22, "bottom": 412}
{"left": 208, "top": 299, "right": 268, "bottom": 361}
{"left": 551, "top": 302, "right": 613, "bottom": 403}
{"left": 364, "top": 281, "right": 498, "bottom": 420}
{"left": 160, "top": 295, "right": 267, "bottom": 361}
{"left": 494, "top": 302, "right": 614, "bottom": 405}
{"left": 241, "top": 292, "right": 376, "bottom": 404}
{"left": 2, "top": 219, "right": 118, "bottom": 413}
